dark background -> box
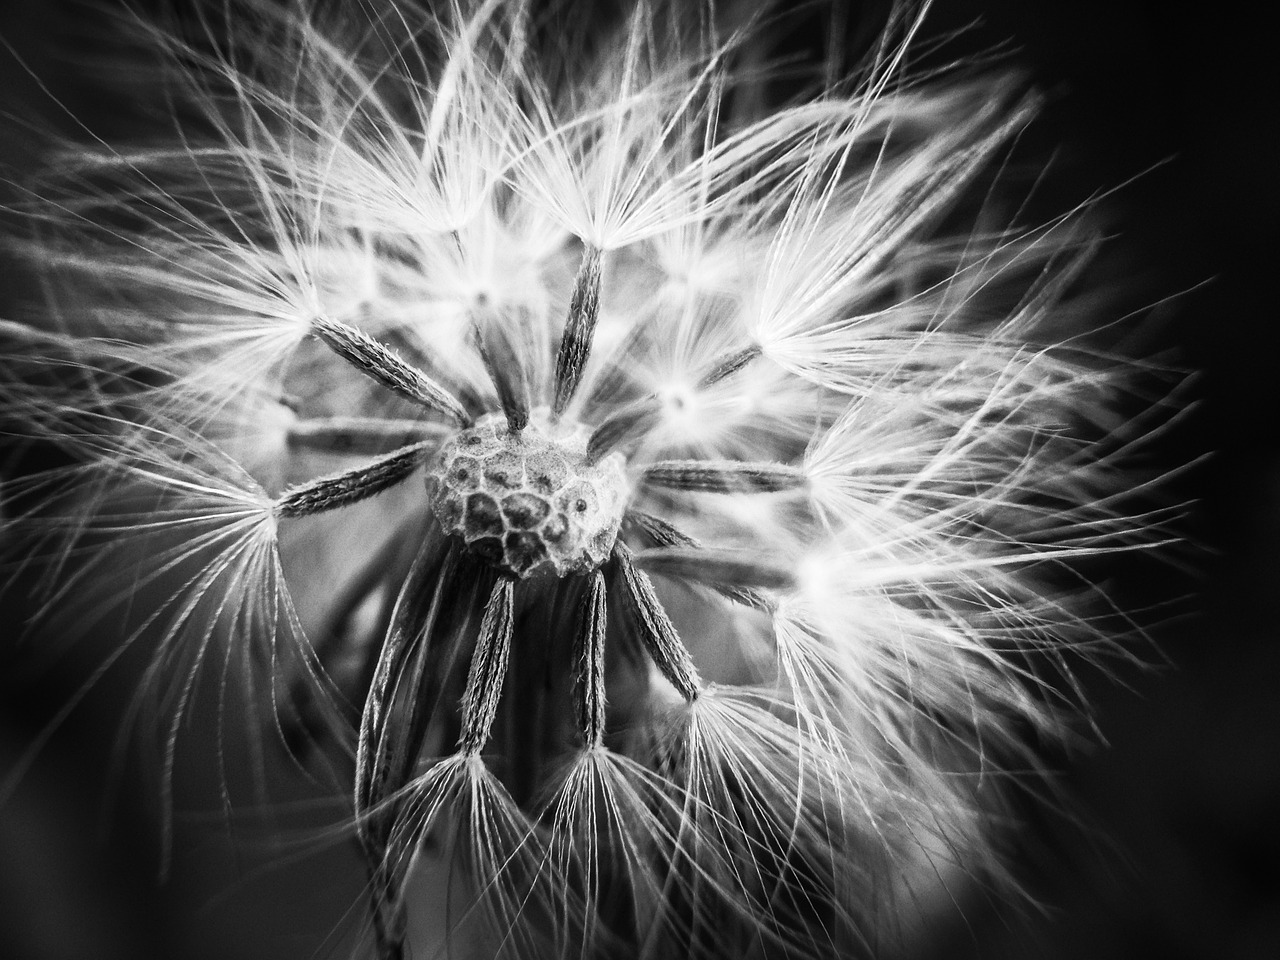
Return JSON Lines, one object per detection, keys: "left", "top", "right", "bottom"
{"left": 1, "top": 1, "right": 1276, "bottom": 957}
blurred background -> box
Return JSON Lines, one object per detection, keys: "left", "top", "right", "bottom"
{"left": 1, "top": 1, "right": 1275, "bottom": 957}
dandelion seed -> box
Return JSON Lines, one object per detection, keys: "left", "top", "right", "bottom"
{"left": 1, "top": 1, "right": 1187, "bottom": 958}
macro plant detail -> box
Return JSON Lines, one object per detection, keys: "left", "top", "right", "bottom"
{"left": 0, "top": 0, "right": 1182, "bottom": 958}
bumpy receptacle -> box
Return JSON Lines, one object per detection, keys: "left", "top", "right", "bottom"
{"left": 428, "top": 412, "right": 628, "bottom": 578}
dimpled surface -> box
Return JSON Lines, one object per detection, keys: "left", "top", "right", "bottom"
{"left": 427, "top": 411, "right": 628, "bottom": 578}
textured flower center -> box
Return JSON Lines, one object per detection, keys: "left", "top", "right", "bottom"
{"left": 427, "top": 411, "right": 628, "bottom": 578}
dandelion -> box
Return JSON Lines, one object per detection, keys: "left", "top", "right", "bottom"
{"left": 0, "top": 1, "right": 1184, "bottom": 958}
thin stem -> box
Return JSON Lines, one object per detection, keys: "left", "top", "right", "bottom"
{"left": 355, "top": 539, "right": 467, "bottom": 960}
{"left": 367, "top": 860, "right": 407, "bottom": 960}
{"left": 355, "top": 539, "right": 478, "bottom": 822}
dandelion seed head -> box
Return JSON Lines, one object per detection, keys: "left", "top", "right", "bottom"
{"left": 0, "top": 0, "right": 1188, "bottom": 957}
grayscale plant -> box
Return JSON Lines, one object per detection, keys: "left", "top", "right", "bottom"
{"left": 0, "top": 1, "right": 1185, "bottom": 958}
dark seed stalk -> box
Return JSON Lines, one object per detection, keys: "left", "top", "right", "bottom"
{"left": 612, "top": 543, "right": 702, "bottom": 702}
{"left": 552, "top": 245, "right": 605, "bottom": 420}
{"left": 458, "top": 576, "right": 516, "bottom": 755}
{"left": 275, "top": 442, "right": 434, "bottom": 518}
{"left": 312, "top": 316, "right": 469, "bottom": 424}
{"left": 642, "top": 459, "right": 808, "bottom": 494}
{"left": 573, "top": 571, "right": 609, "bottom": 747}
{"left": 286, "top": 417, "right": 446, "bottom": 456}
{"left": 471, "top": 317, "right": 531, "bottom": 433}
